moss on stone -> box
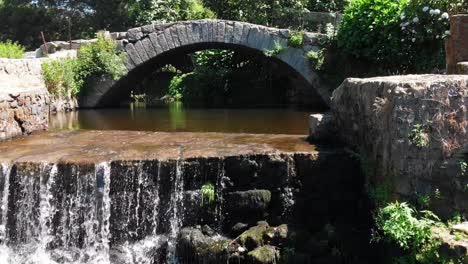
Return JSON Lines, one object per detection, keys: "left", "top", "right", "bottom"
{"left": 247, "top": 245, "right": 279, "bottom": 264}
{"left": 238, "top": 222, "right": 270, "bottom": 250}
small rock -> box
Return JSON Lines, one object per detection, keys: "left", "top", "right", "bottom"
{"left": 231, "top": 222, "right": 249, "bottom": 236}
{"left": 202, "top": 224, "right": 216, "bottom": 237}
{"left": 452, "top": 222, "right": 468, "bottom": 235}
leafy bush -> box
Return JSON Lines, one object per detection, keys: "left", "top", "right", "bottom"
{"left": 374, "top": 202, "right": 436, "bottom": 251}
{"left": 0, "top": 40, "right": 25, "bottom": 58}
{"left": 167, "top": 50, "right": 232, "bottom": 104}
{"left": 338, "top": 0, "right": 456, "bottom": 73}
{"left": 264, "top": 41, "right": 286, "bottom": 57}
{"left": 42, "top": 59, "right": 81, "bottom": 97}
{"left": 288, "top": 31, "right": 305, "bottom": 48}
{"left": 130, "top": 0, "right": 215, "bottom": 25}
{"left": 42, "top": 36, "right": 126, "bottom": 97}
{"left": 75, "top": 36, "right": 127, "bottom": 84}
{"left": 306, "top": 49, "right": 325, "bottom": 70}
{"left": 337, "top": 0, "right": 409, "bottom": 70}
{"left": 307, "top": 0, "right": 350, "bottom": 12}
{"left": 408, "top": 124, "right": 430, "bottom": 148}
{"left": 167, "top": 73, "right": 190, "bottom": 101}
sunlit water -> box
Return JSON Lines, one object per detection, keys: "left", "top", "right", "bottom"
{"left": 50, "top": 103, "right": 311, "bottom": 135}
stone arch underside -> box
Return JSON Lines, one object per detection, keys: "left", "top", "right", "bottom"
{"left": 82, "top": 19, "right": 331, "bottom": 108}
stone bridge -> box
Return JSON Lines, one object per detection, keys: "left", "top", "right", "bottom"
{"left": 81, "top": 19, "right": 330, "bottom": 108}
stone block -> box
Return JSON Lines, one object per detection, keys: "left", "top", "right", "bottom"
{"left": 134, "top": 40, "right": 149, "bottom": 61}
{"left": 127, "top": 27, "right": 143, "bottom": 41}
{"left": 446, "top": 15, "right": 468, "bottom": 73}
{"left": 308, "top": 113, "right": 335, "bottom": 141}
{"left": 124, "top": 43, "right": 143, "bottom": 65}
{"left": 169, "top": 27, "right": 181, "bottom": 47}
{"left": 148, "top": 33, "right": 163, "bottom": 55}
{"left": 141, "top": 38, "right": 157, "bottom": 58}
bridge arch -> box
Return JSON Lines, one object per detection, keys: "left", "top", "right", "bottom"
{"left": 84, "top": 20, "right": 330, "bottom": 108}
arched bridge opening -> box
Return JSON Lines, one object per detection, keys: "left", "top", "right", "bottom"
{"left": 80, "top": 19, "right": 331, "bottom": 110}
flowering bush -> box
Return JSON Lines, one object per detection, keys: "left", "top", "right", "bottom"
{"left": 398, "top": 1, "right": 454, "bottom": 72}
{"left": 338, "top": 0, "right": 455, "bottom": 73}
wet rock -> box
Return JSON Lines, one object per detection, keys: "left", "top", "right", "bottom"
{"left": 247, "top": 245, "right": 280, "bottom": 264}
{"left": 452, "top": 222, "right": 468, "bottom": 235}
{"left": 308, "top": 112, "right": 335, "bottom": 142}
{"left": 263, "top": 224, "right": 289, "bottom": 246}
{"left": 231, "top": 222, "right": 249, "bottom": 236}
{"left": 176, "top": 227, "right": 230, "bottom": 264}
{"left": 225, "top": 190, "right": 271, "bottom": 212}
{"left": 237, "top": 222, "right": 270, "bottom": 250}
{"left": 202, "top": 224, "right": 216, "bottom": 236}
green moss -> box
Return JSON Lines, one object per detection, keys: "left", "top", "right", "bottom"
{"left": 238, "top": 223, "right": 269, "bottom": 250}
{"left": 247, "top": 245, "right": 279, "bottom": 264}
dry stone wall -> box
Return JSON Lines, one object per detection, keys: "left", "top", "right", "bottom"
{"left": 0, "top": 59, "right": 50, "bottom": 140}
{"left": 331, "top": 75, "right": 468, "bottom": 218}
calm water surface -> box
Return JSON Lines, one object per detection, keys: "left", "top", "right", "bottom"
{"left": 50, "top": 104, "right": 311, "bottom": 135}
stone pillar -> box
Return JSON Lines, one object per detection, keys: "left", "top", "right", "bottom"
{"left": 446, "top": 14, "right": 468, "bottom": 74}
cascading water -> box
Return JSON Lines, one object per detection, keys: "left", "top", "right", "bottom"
{"left": 166, "top": 159, "right": 185, "bottom": 264}
{"left": 0, "top": 158, "right": 230, "bottom": 264}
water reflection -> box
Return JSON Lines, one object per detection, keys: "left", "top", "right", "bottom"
{"left": 50, "top": 103, "right": 311, "bottom": 135}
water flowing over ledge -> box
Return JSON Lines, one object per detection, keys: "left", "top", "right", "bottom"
{"left": 0, "top": 131, "right": 371, "bottom": 263}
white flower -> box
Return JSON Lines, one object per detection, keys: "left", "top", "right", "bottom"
{"left": 412, "top": 38, "right": 416, "bottom": 42}
{"left": 413, "top": 17, "right": 419, "bottom": 23}
{"left": 441, "top": 12, "right": 449, "bottom": 19}
{"left": 434, "top": 9, "right": 441, "bottom": 15}
{"left": 445, "top": 30, "right": 451, "bottom": 36}
{"left": 436, "top": 35, "right": 440, "bottom": 39}
{"left": 401, "top": 27, "right": 406, "bottom": 30}
{"left": 401, "top": 13, "right": 406, "bottom": 20}
{"left": 401, "top": 39, "right": 405, "bottom": 42}
{"left": 422, "top": 6, "right": 429, "bottom": 12}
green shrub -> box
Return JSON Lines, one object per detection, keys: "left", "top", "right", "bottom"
{"left": 264, "top": 41, "right": 286, "bottom": 57}
{"left": 167, "top": 73, "right": 191, "bottom": 101}
{"left": 166, "top": 50, "right": 231, "bottom": 104}
{"left": 307, "top": 0, "right": 350, "bottom": 12}
{"left": 42, "top": 36, "right": 126, "bottom": 97}
{"left": 337, "top": 0, "right": 409, "bottom": 70}
{"left": 374, "top": 202, "right": 436, "bottom": 251}
{"left": 75, "top": 36, "right": 127, "bottom": 89}
{"left": 408, "top": 124, "right": 430, "bottom": 148}
{"left": 338, "top": 0, "right": 456, "bottom": 73}
{"left": 306, "top": 49, "right": 325, "bottom": 70}
{"left": 0, "top": 40, "right": 25, "bottom": 59}
{"left": 42, "top": 59, "right": 81, "bottom": 97}
{"left": 288, "top": 31, "right": 304, "bottom": 48}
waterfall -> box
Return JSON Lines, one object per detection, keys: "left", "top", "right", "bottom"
{"left": 0, "top": 162, "right": 12, "bottom": 264}
{"left": 166, "top": 159, "right": 185, "bottom": 264}
{"left": 0, "top": 158, "right": 210, "bottom": 264}
{"left": 0, "top": 162, "right": 11, "bottom": 243}
{"left": 215, "top": 158, "right": 226, "bottom": 232}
